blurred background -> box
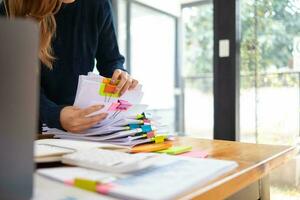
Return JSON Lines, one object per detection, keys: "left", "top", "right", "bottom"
{"left": 107, "top": 0, "right": 300, "bottom": 199}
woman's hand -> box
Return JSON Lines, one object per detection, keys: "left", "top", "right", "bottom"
{"left": 111, "top": 69, "right": 139, "bottom": 96}
{"left": 60, "top": 105, "right": 108, "bottom": 133}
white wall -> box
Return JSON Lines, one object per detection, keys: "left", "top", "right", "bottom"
{"left": 134, "top": 0, "right": 181, "bottom": 16}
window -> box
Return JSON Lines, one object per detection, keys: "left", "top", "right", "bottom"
{"left": 182, "top": 1, "right": 214, "bottom": 138}
{"left": 130, "top": 3, "right": 176, "bottom": 132}
{"left": 116, "top": 1, "right": 177, "bottom": 133}
{"left": 240, "top": 0, "right": 300, "bottom": 198}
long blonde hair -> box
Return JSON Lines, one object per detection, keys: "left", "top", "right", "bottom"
{"left": 4, "top": 0, "right": 63, "bottom": 68}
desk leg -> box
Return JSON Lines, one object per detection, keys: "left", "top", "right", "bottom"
{"left": 259, "top": 175, "right": 270, "bottom": 200}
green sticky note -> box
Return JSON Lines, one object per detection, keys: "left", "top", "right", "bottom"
{"left": 157, "top": 146, "right": 192, "bottom": 155}
{"left": 74, "top": 178, "right": 98, "bottom": 192}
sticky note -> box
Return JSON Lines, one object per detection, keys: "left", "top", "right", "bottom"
{"left": 141, "top": 125, "right": 152, "bottom": 133}
{"left": 117, "top": 100, "right": 132, "bottom": 110}
{"left": 157, "top": 146, "right": 192, "bottom": 155}
{"left": 136, "top": 114, "right": 144, "bottom": 120}
{"left": 179, "top": 150, "right": 209, "bottom": 158}
{"left": 102, "top": 78, "right": 111, "bottom": 84}
{"left": 143, "top": 119, "right": 151, "bottom": 124}
{"left": 104, "top": 84, "right": 117, "bottom": 93}
{"left": 108, "top": 102, "right": 121, "bottom": 111}
{"left": 102, "top": 78, "right": 120, "bottom": 85}
{"left": 74, "top": 178, "right": 98, "bottom": 192}
{"left": 147, "top": 131, "right": 155, "bottom": 138}
{"left": 129, "top": 124, "right": 140, "bottom": 130}
{"left": 154, "top": 135, "right": 165, "bottom": 144}
{"left": 131, "top": 141, "right": 173, "bottom": 153}
{"left": 99, "top": 83, "right": 119, "bottom": 98}
{"left": 97, "top": 183, "right": 115, "bottom": 195}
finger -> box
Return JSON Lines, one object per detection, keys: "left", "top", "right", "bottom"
{"left": 78, "top": 113, "right": 108, "bottom": 126}
{"left": 129, "top": 79, "right": 139, "bottom": 90}
{"left": 72, "top": 116, "right": 107, "bottom": 133}
{"left": 111, "top": 69, "right": 122, "bottom": 84}
{"left": 79, "top": 105, "right": 104, "bottom": 117}
{"left": 120, "top": 79, "right": 132, "bottom": 96}
{"left": 115, "top": 73, "right": 128, "bottom": 93}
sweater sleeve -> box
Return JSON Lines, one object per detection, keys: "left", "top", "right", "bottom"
{"left": 0, "top": 1, "right": 6, "bottom": 16}
{"left": 95, "top": 0, "right": 126, "bottom": 77}
{"left": 39, "top": 87, "right": 66, "bottom": 130}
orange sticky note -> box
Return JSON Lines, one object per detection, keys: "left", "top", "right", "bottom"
{"left": 131, "top": 141, "right": 173, "bottom": 153}
{"left": 104, "top": 84, "right": 117, "bottom": 93}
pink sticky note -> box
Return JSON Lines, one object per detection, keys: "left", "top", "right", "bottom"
{"left": 96, "top": 183, "right": 115, "bottom": 195}
{"left": 64, "top": 180, "right": 74, "bottom": 186}
{"left": 108, "top": 103, "right": 120, "bottom": 111}
{"left": 179, "top": 150, "right": 209, "bottom": 158}
{"left": 117, "top": 100, "right": 132, "bottom": 111}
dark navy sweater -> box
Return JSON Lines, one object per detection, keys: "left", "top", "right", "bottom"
{"left": 0, "top": 0, "right": 125, "bottom": 130}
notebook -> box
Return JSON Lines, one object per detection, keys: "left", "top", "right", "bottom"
{"left": 35, "top": 139, "right": 131, "bottom": 163}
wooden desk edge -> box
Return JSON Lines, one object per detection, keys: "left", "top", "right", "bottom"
{"left": 179, "top": 146, "right": 298, "bottom": 200}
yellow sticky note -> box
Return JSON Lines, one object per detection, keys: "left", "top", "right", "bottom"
{"left": 74, "top": 178, "right": 98, "bottom": 192}
{"left": 154, "top": 135, "right": 165, "bottom": 144}
{"left": 136, "top": 114, "right": 144, "bottom": 120}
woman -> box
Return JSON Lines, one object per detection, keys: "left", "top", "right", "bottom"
{"left": 0, "top": 0, "right": 138, "bottom": 133}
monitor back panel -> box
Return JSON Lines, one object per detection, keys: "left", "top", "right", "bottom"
{"left": 0, "top": 18, "right": 39, "bottom": 200}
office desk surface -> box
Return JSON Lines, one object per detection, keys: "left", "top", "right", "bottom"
{"left": 173, "top": 137, "right": 297, "bottom": 200}
{"left": 36, "top": 136, "right": 297, "bottom": 200}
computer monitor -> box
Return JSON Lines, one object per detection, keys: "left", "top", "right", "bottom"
{"left": 0, "top": 18, "right": 39, "bottom": 200}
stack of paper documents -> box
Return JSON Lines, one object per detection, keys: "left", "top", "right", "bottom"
{"left": 37, "top": 156, "right": 238, "bottom": 200}
{"left": 45, "top": 73, "right": 172, "bottom": 147}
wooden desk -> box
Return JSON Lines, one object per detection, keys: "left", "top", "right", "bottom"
{"left": 36, "top": 136, "right": 297, "bottom": 200}
{"left": 174, "top": 137, "right": 297, "bottom": 200}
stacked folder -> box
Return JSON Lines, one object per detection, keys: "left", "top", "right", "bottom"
{"left": 45, "top": 73, "right": 172, "bottom": 147}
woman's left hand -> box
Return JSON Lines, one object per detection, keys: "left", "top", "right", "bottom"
{"left": 111, "top": 69, "right": 139, "bottom": 96}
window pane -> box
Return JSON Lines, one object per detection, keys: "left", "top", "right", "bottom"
{"left": 130, "top": 3, "right": 176, "bottom": 132}
{"left": 240, "top": 0, "right": 300, "bottom": 198}
{"left": 182, "top": 3, "right": 214, "bottom": 138}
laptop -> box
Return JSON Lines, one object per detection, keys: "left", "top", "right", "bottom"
{"left": 0, "top": 18, "right": 39, "bottom": 200}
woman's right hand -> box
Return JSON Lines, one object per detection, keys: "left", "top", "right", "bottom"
{"left": 60, "top": 105, "right": 108, "bottom": 133}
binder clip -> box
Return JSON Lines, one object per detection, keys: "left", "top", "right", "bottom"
{"left": 109, "top": 100, "right": 132, "bottom": 119}
{"left": 99, "top": 78, "right": 120, "bottom": 102}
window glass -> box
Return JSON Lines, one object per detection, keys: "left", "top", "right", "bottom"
{"left": 182, "top": 2, "right": 214, "bottom": 138}
{"left": 130, "top": 3, "right": 176, "bottom": 132}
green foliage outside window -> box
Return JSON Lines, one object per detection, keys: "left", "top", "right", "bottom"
{"left": 184, "top": 0, "right": 300, "bottom": 90}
